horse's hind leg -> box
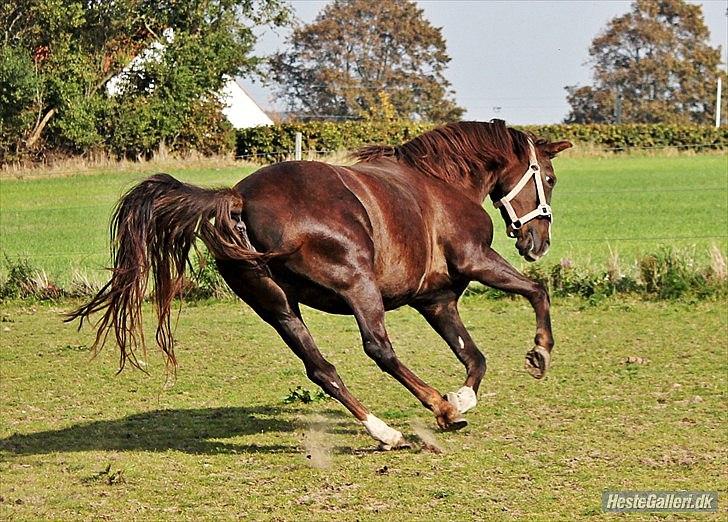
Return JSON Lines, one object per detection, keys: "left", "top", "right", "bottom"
{"left": 414, "top": 299, "right": 486, "bottom": 414}
{"left": 217, "top": 263, "right": 407, "bottom": 449}
{"left": 342, "top": 279, "right": 467, "bottom": 431}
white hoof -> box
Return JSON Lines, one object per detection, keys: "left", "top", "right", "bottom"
{"left": 445, "top": 386, "right": 477, "bottom": 414}
{"left": 362, "top": 414, "right": 405, "bottom": 448}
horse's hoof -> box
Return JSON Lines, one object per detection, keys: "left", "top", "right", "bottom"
{"left": 444, "top": 416, "right": 468, "bottom": 431}
{"left": 445, "top": 386, "right": 477, "bottom": 414}
{"left": 362, "top": 413, "right": 406, "bottom": 449}
{"left": 435, "top": 408, "right": 469, "bottom": 431}
{"left": 525, "top": 346, "right": 551, "bottom": 379}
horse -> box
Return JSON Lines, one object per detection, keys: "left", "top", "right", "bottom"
{"left": 68, "top": 119, "right": 572, "bottom": 449}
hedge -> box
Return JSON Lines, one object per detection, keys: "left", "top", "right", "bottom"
{"left": 236, "top": 121, "right": 728, "bottom": 161}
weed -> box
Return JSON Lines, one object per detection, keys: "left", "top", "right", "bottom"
{"left": 0, "top": 257, "right": 63, "bottom": 300}
{"left": 708, "top": 244, "right": 727, "bottom": 282}
{"left": 183, "top": 248, "right": 232, "bottom": 300}
{"left": 638, "top": 247, "right": 717, "bottom": 299}
{"left": 82, "top": 464, "right": 125, "bottom": 486}
{"left": 282, "top": 386, "right": 330, "bottom": 404}
{"left": 68, "top": 270, "right": 100, "bottom": 298}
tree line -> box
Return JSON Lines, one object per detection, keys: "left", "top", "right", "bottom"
{"left": 0, "top": 0, "right": 724, "bottom": 164}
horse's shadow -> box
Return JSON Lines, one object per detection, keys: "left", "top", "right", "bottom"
{"left": 0, "top": 406, "right": 352, "bottom": 456}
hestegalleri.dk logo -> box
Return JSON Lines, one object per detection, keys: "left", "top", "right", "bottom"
{"left": 602, "top": 491, "right": 718, "bottom": 512}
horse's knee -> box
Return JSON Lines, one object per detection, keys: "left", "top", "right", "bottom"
{"left": 526, "top": 281, "right": 550, "bottom": 307}
{"left": 536, "top": 282, "right": 550, "bottom": 303}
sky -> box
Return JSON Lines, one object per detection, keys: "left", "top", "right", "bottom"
{"left": 241, "top": 0, "right": 728, "bottom": 125}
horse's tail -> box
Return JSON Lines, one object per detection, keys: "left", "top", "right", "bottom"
{"left": 66, "top": 173, "right": 271, "bottom": 375}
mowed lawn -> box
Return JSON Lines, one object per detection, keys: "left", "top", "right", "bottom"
{"left": 1, "top": 297, "right": 726, "bottom": 520}
{"left": 0, "top": 154, "right": 726, "bottom": 284}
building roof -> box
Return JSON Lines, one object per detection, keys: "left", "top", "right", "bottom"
{"left": 220, "top": 78, "right": 273, "bottom": 129}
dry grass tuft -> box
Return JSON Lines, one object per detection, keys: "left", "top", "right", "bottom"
{"left": 0, "top": 151, "right": 244, "bottom": 181}
{"left": 708, "top": 244, "right": 727, "bottom": 281}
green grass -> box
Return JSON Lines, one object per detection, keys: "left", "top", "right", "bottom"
{"left": 0, "top": 154, "right": 726, "bottom": 284}
{"left": 0, "top": 164, "right": 255, "bottom": 284}
{"left": 1, "top": 296, "right": 726, "bottom": 519}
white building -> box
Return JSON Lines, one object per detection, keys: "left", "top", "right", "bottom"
{"left": 219, "top": 78, "right": 273, "bottom": 128}
{"left": 107, "top": 30, "right": 272, "bottom": 129}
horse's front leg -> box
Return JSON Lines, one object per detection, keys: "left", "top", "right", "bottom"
{"left": 463, "top": 247, "right": 553, "bottom": 379}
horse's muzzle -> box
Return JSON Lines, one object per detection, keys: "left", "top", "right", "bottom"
{"left": 515, "top": 222, "right": 550, "bottom": 262}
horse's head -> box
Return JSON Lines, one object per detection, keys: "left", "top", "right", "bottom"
{"left": 493, "top": 138, "right": 572, "bottom": 262}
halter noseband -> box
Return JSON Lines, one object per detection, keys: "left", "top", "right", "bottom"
{"left": 493, "top": 139, "right": 552, "bottom": 238}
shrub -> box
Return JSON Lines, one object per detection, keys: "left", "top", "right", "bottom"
{"left": 638, "top": 247, "right": 713, "bottom": 299}
{"left": 236, "top": 122, "right": 728, "bottom": 161}
{"left": 236, "top": 120, "right": 434, "bottom": 161}
{"left": 183, "top": 248, "right": 232, "bottom": 300}
{"left": 0, "top": 258, "right": 63, "bottom": 300}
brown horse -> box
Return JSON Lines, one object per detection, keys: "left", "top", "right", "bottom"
{"left": 68, "top": 120, "right": 572, "bottom": 449}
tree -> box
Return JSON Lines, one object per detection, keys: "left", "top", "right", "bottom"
{"left": 0, "top": 0, "right": 291, "bottom": 161}
{"left": 270, "top": 0, "right": 463, "bottom": 122}
{"left": 564, "top": 0, "right": 725, "bottom": 124}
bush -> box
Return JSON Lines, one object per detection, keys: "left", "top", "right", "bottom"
{"left": 638, "top": 247, "right": 713, "bottom": 299}
{"left": 236, "top": 121, "right": 728, "bottom": 161}
{"left": 466, "top": 247, "right": 725, "bottom": 302}
{"left": 518, "top": 123, "right": 727, "bottom": 152}
{"left": 0, "top": 258, "right": 63, "bottom": 300}
{"left": 183, "top": 248, "right": 232, "bottom": 300}
{"left": 236, "top": 120, "right": 434, "bottom": 161}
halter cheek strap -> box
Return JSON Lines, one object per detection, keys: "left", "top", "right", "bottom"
{"left": 493, "top": 139, "right": 552, "bottom": 238}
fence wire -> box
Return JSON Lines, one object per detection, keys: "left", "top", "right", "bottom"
{"left": 3, "top": 183, "right": 726, "bottom": 215}
{"left": 6, "top": 235, "right": 727, "bottom": 261}
{"left": 2, "top": 143, "right": 726, "bottom": 263}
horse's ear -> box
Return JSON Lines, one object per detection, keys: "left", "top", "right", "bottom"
{"left": 542, "top": 140, "right": 573, "bottom": 158}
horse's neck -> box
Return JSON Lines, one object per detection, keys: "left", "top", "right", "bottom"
{"left": 461, "top": 169, "right": 499, "bottom": 205}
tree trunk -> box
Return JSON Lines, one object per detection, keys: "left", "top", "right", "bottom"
{"left": 26, "top": 108, "right": 57, "bottom": 148}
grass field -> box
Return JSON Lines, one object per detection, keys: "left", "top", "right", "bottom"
{"left": 0, "top": 154, "right": 726, "bottom": 285}
{"left": 1, "top": 296, "right": 726, "bottom": 519}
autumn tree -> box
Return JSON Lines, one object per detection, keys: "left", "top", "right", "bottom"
{"left": 0, "top": 0, "right": 291, "bottom": 161}
{"left": 564, "top": 0, "right": 725, "bottom": 124}
{"left": 270, "top": 0, "right": 463, "bottom": 122}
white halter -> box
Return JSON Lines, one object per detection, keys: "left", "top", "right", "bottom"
{"left": 493, "top": 139, "right": 552, "bottom": 238}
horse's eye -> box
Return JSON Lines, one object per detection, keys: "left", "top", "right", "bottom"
{"left": 545, "top": 175, "right": 555, "bottom": 187}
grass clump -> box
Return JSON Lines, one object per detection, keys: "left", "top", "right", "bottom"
{"left": 639, "top": 248, "right": 709, "bottom": 299}
{"left": 282, "top": 386, "right": 330, "bottom": 405}
{"left": 4, "top": 247, "right": 725, "bottom": 304}
{"left": 183, "top": 248, "right": 233, "bottom": 300}
{"left": 466, "top": 246, "right": 727, "bottom": 302}
{"left": 0, "top": 257, "right": 63, "bottom": 300}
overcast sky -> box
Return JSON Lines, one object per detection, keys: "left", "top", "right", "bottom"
{"left": 241, "top": 0, "right": 728, "bottom": 124}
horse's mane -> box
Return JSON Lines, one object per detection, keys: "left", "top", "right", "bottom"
{"left": 353, "top": 120, "right": 530, "bottom": 183}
